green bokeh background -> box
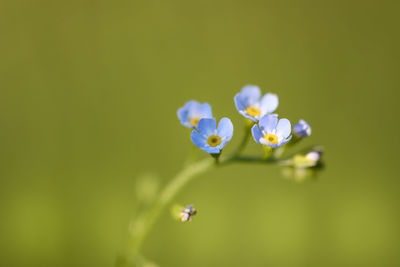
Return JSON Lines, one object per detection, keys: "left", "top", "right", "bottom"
{"left": 1, "top": 0, "right": 399, "bottom": 266}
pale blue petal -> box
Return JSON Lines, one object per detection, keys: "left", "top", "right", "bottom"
{"left": 259, "top": 114, "right": 278, "bottom": 133}
{"left": 217, "top": 117, "right": 233, "bottom": 139}
{"left": 216, "top": 143, "right": 226, "bottom": 150}
{"left": 197, "top": 118, "right": 217, "bottom": 136}
{"left": 194, "top": 103, "right": 213, "bottom": 118}
{"left": 202, "top": 146, "right": 221, "bottom": 154}
{"left": 239, "top": 110, "right": 258, "bottom": 122}
{"left": 191, "top": 130, "right": 207, "bottom": 148}
{"left": 234, "top": 93, "right": 245, "bottom": 112}
{"left": 260, "top": 93, "right": 278, "bottom": 114}
{"left": 251, "top": 124, "right": 263, "bottom": 144}
{"left": 278, "top": 135, "right": 292, "bottom": 146}
{"left": 276, "top": 118, "right": 291, "bottom": 139}
{"left": 217, "top": 118, "right": 233, "bottom": 148}
{"left": 183, "top": 100, "right": 198, "bottom": 114}
{"left": 237, "top": 85, "right": 261, "bottom": 108}
{"left": 177, "top": 104, "right": 192, "bottom": 128}
{"left": 177, "top": 100, "right": 205, "bottom": 128}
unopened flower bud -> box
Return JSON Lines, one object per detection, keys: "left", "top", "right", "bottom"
{"left": 293, "top": 119, "right": 311, "bottom": 138}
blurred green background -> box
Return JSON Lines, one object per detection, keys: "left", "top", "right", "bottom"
{"left": 1, "top": 0, "right": 399, "bottom": 266}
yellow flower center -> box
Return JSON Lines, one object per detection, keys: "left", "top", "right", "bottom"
{"left": 189, "top": 117, "right": 201, "bottom": 127}
{"left": 264, "top": 133, "right": 278, "bottom": 144}
{"left": 246, "top": 106, "right": 261, "bottom": 117}
{"left": 207, "top": 135, "right": 221, "bottom": 147}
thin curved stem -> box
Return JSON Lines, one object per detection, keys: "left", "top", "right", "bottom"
{"left": 233, "top": 123, "right": 253, "bottom": 156}
{"left": 117, "top": 158, "right": 217, "bottom": 266}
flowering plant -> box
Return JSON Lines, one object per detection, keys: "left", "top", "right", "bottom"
{"left": 117, "top": 85, "right": 324, "bottom": 267}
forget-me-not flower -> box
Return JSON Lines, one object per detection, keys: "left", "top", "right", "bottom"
{"left": 177, "top": 100, "right": 213, "bottom": 128}
{"left": 234, "top": 85, "right": 278, "bottom": 122}
{"left": 191, "top": 118, "right": 233, "bottom": 154}
{"left": 251, "top": 114, "right": 292, "bottom": 148}
{"left": 293, "top": 119, "right": 311, "bottom": 138}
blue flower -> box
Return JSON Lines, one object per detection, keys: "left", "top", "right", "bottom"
{"left": 251, "top": 114, "right": 292, "bottom": 148}
{"left": 177, "top": 100, "right": 213, "bottom": 128}
{"left": 234, "top": 85, "right": 278, "bottom": 122}
{"left": 191, "top": 118, "right": 233, "bottom": 154}
{"left": 293, "top": 119, "right": 311, "bottom": 138}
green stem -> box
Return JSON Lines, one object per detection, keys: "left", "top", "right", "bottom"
{"left": 118, "top": 158, "right": 217, "bottom": 266}
{"left": 233, "top": 124, "right": 253, "bottom": 156}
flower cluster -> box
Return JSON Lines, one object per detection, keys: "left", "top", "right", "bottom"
{"left": 177, "top": 85, "right": 315, "bottom": 159}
